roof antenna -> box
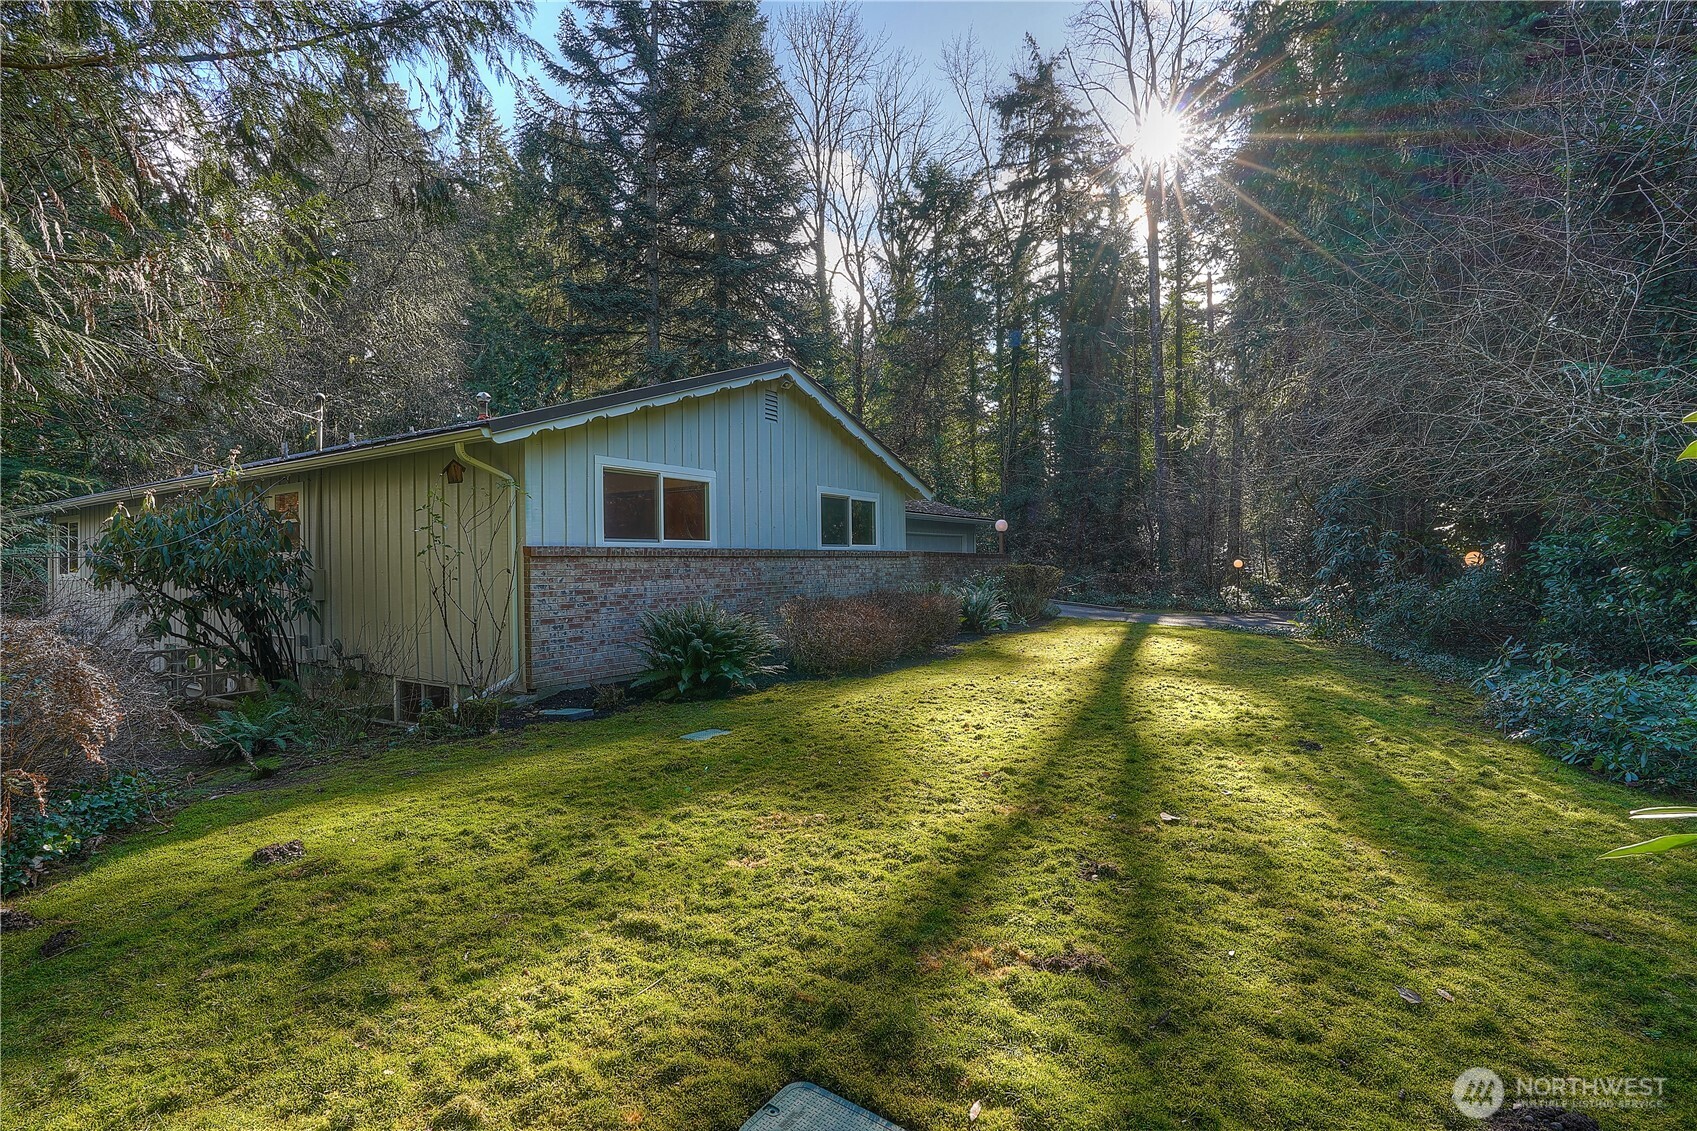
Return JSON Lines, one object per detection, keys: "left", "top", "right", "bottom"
{"left": 474, "top": 391, "right": 492, "bottom": 420}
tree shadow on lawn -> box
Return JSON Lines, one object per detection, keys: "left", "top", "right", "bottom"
{"left": 0, "top": 629, "right": 1098, "bottom": 1129}
{"left": 12, "top": 623, "right": 1693, "bottom": 1130}
{"left": 1096, "top": 630, "right": 1697, "bottom": 1130}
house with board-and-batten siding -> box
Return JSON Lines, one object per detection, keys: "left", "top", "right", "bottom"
{"left": 40, "top": 360, "right": 999, "bottom": 714}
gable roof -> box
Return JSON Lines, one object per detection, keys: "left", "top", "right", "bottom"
{"left": 32, "top": 360, "right": 931, "bottom": 515}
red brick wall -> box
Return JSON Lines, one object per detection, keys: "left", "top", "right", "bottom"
{"left": 524, "top": 547, "right": 1002, "bottom": 688}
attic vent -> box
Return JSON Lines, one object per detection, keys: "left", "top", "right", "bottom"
{"left": 762, "top": 389, "right": 780, "bottom": 423}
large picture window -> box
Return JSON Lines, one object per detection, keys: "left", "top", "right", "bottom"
{"left": 601, "top": 463, "right": 712, "bottom": 544}
{"left": 820, "top": 490, "right": 878, "bottom": 548}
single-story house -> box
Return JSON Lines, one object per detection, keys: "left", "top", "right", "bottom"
{"left": 39, "top": 359, "right": 999, "bottom": 710}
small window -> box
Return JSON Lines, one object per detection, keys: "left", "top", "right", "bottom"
{"left": 820, "top": 491, "right": 877, "bottom": 548}
{"left": 267, "top": 489, "right": 301, "bottom": 548}
{"left": 396, "top": 679, "right": 451, "bottom": 723}
{"left": 601, "top": 466, "right": 711, "bottom": 544}
{"left": 55, "top": 522, "right": 80, "bottom": 574}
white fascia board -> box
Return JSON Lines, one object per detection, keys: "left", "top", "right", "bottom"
{"left": 30, "top": 427, "right": 491, "bottom": 516}
{"left": 489, "top": 365, "right": 934, "bottom": 499}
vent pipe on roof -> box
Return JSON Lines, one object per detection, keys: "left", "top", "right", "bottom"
{"left": 474, "top": 391, "right": 492, "bottom": 420}
{"left": 313, "top": 392, "right": 328, "bottom": 451}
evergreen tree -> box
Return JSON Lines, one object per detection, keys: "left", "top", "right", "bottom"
{"left": 529, "top": 0, "right": 813, "bottom": 384}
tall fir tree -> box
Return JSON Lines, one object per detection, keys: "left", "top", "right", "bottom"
{"left": 529, "top": 0, "right": 813, "bottom": 385}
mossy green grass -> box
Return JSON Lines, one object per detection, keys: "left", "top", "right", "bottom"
{"left": 4, "top": 622, "right": 1693, "bottom": 1129}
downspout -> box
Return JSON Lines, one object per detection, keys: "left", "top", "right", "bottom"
{"left": 453, "top": 441, "right": 523, "bottom": 695}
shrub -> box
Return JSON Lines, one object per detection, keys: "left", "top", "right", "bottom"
{"left": 1362, "top": 566, "right": 1534, "bottom": 657}
{"left": 198, "top": 693, "right": 307, "bottom": 769}
{"left": 85, "top": 464, "right": 318, "bottom": 686}
{"left": 0, "top": 617, "right": 121, "bottom": 843}
{"left": 955, "top": 576, "right": 1012, "bottom": 633}
{"left": 591, "top": 684, "right": 627, "bottom": 713}
{"left": 1473, "top": 646, "right": 1697, "bottom": 788}
{"left": 454, "top": 695, "right": 506, "bottom": 733}
{"left": 632, "top": 601, "right": 781, "bottom": 699}
{"left": 3, "top": 772, "right": 170, "bottom": 894}
{"left": 1530, "top": 514, "right": 1696, "bottom": 664}
{"left": 1002, "top": 564, "right": 1063, "bottom": 622}
{"left": 781, "top": 590, "right": 962, "bottom": 676}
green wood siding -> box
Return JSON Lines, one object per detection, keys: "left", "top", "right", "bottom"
{"left": 47, "top": 440, "right": 519, "bottom": 692}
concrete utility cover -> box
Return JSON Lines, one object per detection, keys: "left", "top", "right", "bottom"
{"left": 540, "top": 708, "right": 595, "bottom": 720}
{"left": 741, "top": 1083, "right": 906, "bottom": 1131}
{"left": 681, "top": 728, "right": 731, "bottom": 741}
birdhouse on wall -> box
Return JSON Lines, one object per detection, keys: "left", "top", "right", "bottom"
{"left": 442, "top": 458, "right": 466, "bottom": 484}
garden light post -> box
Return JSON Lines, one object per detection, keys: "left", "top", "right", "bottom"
{"left": 995, "top": 518, "right": 1008, "bottom": 555}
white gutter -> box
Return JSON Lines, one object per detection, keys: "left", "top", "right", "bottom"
{"left": 452, "top": 441, "right": 524, "bottom": 695}
{"left": 30, "top": 427, "right": 492, "bottom": 516}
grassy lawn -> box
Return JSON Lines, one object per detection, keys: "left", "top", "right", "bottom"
{"left": 5, "top": 621, "right": 1695, "bottom": 1130}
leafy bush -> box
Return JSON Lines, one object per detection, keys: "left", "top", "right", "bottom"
{"left": 198, "top": 693, "right": 307, "bottom": 768}
{"left": 1530, "top": 513, "right": 1696, "bottom": 664}
{"left": 86, "top": 464, "right": 318, "bottom": 686}
{"left": 3, "top": 772, "right": 170, "bottom": 894}
{"left": 633, "top": 601, "right": 781, "bottom": 699}
{"left": 1473, "top": 646, "right": 1697, "bottom": 788}
{"left": 781, "top": 590, "right": 962, "bottom": 676}
{"left": 0, "top": 617, "right": 121, "bottom": 842}
{"left": 1361, "top": 566, "right": 1535, "bottom": 657}
{"left": 455, "top": 695, "right": 506, "bottom": 733}
{"left": 1002, "top": 564, "right": 1063, "bottom": 623}
{"left": 415, "top": 695, "right": 507, "bottom": 737}
{"left": 955, "top": 576, "right": 1012, "bottom": 633}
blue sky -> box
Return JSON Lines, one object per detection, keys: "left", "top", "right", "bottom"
{"left": 473, "top": 1, "right": 1085, "bottom": 128}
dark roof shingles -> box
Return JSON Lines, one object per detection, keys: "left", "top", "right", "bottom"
{"left": 905, "top": 498, "right": 993, "bottom": 521}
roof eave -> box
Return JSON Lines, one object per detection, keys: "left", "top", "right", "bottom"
{"left": 908, "top": 512, "right": 995, "bottom": 526}
{"left": 27, "top": 426, "right": 490, "bottom": 516}
{"left": 489, "top": 362, "right": 934, "bottom": 499}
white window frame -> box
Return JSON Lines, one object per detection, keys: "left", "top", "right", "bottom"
{"left": 594, "top": 455, "right": 718, "bottom": 547}
{"left": 263, "top": 483, "right": 305, "bottom": 553}
{"left": 817, "top": 486, "right": 880, "bottom": 550}
{"left": 54, "top": 520, "right": 81, "bottom": 576}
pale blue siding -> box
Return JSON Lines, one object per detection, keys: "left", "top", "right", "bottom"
{"left": 518, "top": 380, "right": 912, "bottom": 549}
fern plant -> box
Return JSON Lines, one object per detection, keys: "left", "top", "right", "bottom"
{"left": 632, "top": 601, "right": 781, "bottom": 700}
{"left": 198, "top": 695, "right": 305, "bottom": 769}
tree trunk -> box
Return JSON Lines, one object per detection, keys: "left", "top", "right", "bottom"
{"left": 644, "top": 1, "right": 665, "bottom": 369}
{"left": 1145, "top": 165, "right": 1169, "bottom": 572}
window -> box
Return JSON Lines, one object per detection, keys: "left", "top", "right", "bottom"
{"left": 266, "top": 489, "right": 301, "bottom": 549}
{"left": 396, "top": 679, "right": 451, "bottom": 723}
{"left": 599, "top": 462, "right": 712, "bottom": 545}
{"left": 820, "top": 490, "right": 878, "bottom": 548}
{"left": 55, "top": 522, "right": 79, "bottom": 574}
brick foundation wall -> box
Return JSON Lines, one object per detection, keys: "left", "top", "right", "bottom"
{"left": 524, "top": 547, "right": 1003, "bottom": 688}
